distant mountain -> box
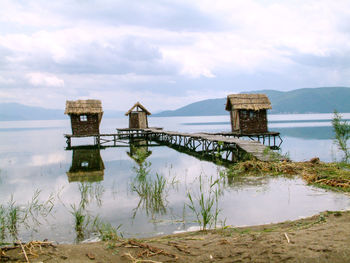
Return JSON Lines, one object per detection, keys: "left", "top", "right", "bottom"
{"left": 0, "top": 103, "right": 124, "bottom": 121}
{"left": 153, "top": 87, "right": 350, "bottom": 116}
{"left": 2, "top": 87, "right": 350, "bottom": 121}
{"left": 154, "top": 98, "right": 227, "bottom": 117}
{"left": 0, "top": 103, "right": 64, "bottom": 121}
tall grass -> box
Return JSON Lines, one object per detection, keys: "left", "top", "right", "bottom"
{"left": 70, "top": 204, "right": 87, "bottom": 242}
{"left": 0, "top": 191, "right": 55, "bottom": 243}
{"left": 92, "top": 217, "right": 122, "bottom": 241}
{"left": 187, "top": 175, "right": 221, "bottom": 231}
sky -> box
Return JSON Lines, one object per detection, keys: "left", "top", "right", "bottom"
{"left": 0, "top": 0, "right": 350, "bottom": 112}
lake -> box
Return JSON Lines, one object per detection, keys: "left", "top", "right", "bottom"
{"left": 0, "top": 113, "right": 350, "bottom": 243}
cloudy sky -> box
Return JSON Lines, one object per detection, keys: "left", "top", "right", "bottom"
{"left": 1, "top": 0, "right": 350, "bottom": 112}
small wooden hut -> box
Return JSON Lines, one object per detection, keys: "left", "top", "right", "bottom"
{"left": 125, "top": 102, "right": 151, "bottom": 129}
{"left": 225, "top": 94, "right": 272, "bottom": 134}
{"left": 65, "top": 100, "right": 103, "bottom": 135}
{"left": 66, "top": 148, "right": 105, "bottom": 182}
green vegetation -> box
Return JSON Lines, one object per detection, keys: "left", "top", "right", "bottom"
{"left": 332, "top": 110, "right": 350, "bottom": 162}
{"left": 0, "top": 191, "right": 55, "bottom": 243}
{"left": 66, "top": 182, "right": 109, "bottom": 242}
{"left": 186, "top": 175, "right": 221, "bottom": 231}
{"left": 223, "top": 159, "right": 350, "bottom": 192}
{"left": 70, "top": 205, "right": 87, "bottom": 242}
{"left": 94, "top": 219, "right": 122, "bottom": 241}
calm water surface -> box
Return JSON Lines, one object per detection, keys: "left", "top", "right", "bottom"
{"left": 0, "top": 114, "right": 349, "bottom": 243}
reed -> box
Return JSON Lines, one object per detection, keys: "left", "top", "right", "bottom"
{"left": 7, "top": 197, "right": 19, "bottom": 239}
{"left": 93, "top": 217, "right": 122, "bottom": 241}
{"left": 70, "top": 204, "right": 87, "bottom": 242}
{"left": 187, "top": 175, "right": 221, "bottom": 231}
{"left": 132, "top": 173, "right": 167, "bottom": 217}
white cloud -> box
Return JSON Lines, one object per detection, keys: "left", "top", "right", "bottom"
{"left": 26, "top": 72, "right": 65, "bottom": 87}
{"left": 1, "top": 0, "right": 350, "bottom": 110}
{"left": 0, "top": 76, "right": 14, "bottom": 84}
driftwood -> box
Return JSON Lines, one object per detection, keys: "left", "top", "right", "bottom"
{"left": 123, "top": 252, "right": 163, "bottom": 263}
{"left": 19, "top": 240, "right": 30, "bottom": 263}
{"left": 121, "top": 240, "right": 177, "bottom": 259}
{"left": 284, "top": 233, "right": 290, "bottom": 243}
{"left": 0, "top": 240, "right": 56, "bottom": 262}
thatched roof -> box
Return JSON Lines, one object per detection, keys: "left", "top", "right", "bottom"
{"left": 226, "top": 94, "right": 272, "bottom": 111}
{"left": 65, "top": 100, "right": 103, "bottom": 115}
{"left": 125, "top": 102, "right": 151, "bottom": 116}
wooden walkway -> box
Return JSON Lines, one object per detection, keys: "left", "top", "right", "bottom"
{"left": 117, "top": 128, "right": 281, "bottom": 162}
{"left": 65, "top": 128, "right": 282, "bottom": 162}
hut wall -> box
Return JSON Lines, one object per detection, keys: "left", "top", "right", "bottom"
{"left": 70, "top": 114, "right": 100, "bottom": 135}
{"left": 238, "top": 109, "right": 267, "bottom": 134}
{"left": 129, "top": 112, "right": 148, "bottom": 128}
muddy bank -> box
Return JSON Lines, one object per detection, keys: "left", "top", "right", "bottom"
{"left": 1, "top": 210, "right": 350, "bottom": 263}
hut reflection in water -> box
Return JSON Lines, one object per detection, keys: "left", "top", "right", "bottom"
{"left": 127, "top": 139, "right": 152, "bottom": 166}
{"left": 67, "top": 148, "right": 105, "bottom": 183}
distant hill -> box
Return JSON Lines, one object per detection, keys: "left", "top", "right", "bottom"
{"left": 0, "top": 103, "right": 64, "bottom": 121}
{"left": 153, "top": 87, "right": 350, "bottom": 116}
{"left": 0, "top": 103, "right": 124, "bottom": 121}
{"left": 2, "top": 87, "right": 350, "bottom": 121}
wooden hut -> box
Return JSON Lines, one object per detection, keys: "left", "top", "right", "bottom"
{"left": 125, "top": 102, "right": 151, "bottom": 129}
{"left": 66, "top": 148, "right": 105, "bottom": 182}
{"left": 65, "top": 100, "right": 103, "bottom": 135}
{"left": 225, "top": 94, "right": 272, "bottom": 134}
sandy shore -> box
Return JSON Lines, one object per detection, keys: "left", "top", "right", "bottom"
{"left": 2, "top": 210, "right": 350, "bottom": 262}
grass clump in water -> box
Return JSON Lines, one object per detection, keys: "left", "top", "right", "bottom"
{"left": 223, "top": 159, "right": 350, "bottom": 192}
{"left": 93, "top": 219, "right": 122, "bottom": 241}
{"left": 0, "top": 191, "right": 55, "bottom": 243}
{"left": 187, "top": 175, "right": 222, "bottom": 231}
{"left": 132, "top": 173, "right": 168, "bottom": 217}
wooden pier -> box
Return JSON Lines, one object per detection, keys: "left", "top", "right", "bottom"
{"left": 208, "top": 131, "right": 283, "bottom": 149}
{"left": 117, "top": 128, "right": 281, "bottom": 162}
{"left": 65, "top": 128, "right": 282, "bottom": 162}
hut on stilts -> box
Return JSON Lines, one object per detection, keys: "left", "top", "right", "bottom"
{"left": 125, "top": 102, "right": 151, "bottom": 129}
{"left": 225, "top": 94, "right": 272, "bottom": 134}
{"left": 65, "top": 100, "right": 103, "bottom": 135}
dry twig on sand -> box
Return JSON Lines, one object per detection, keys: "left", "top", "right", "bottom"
{"left": 284, "top": 233, "right": 290, "bottom": 243}
{"left": 18, "top": 240, "right": 30, "bottom": 263}
{"left": 121, "top": 240, "right": 177, "bottom": 259}
{"left": 123, "top": 252, "right": 163, "bottom": 263}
